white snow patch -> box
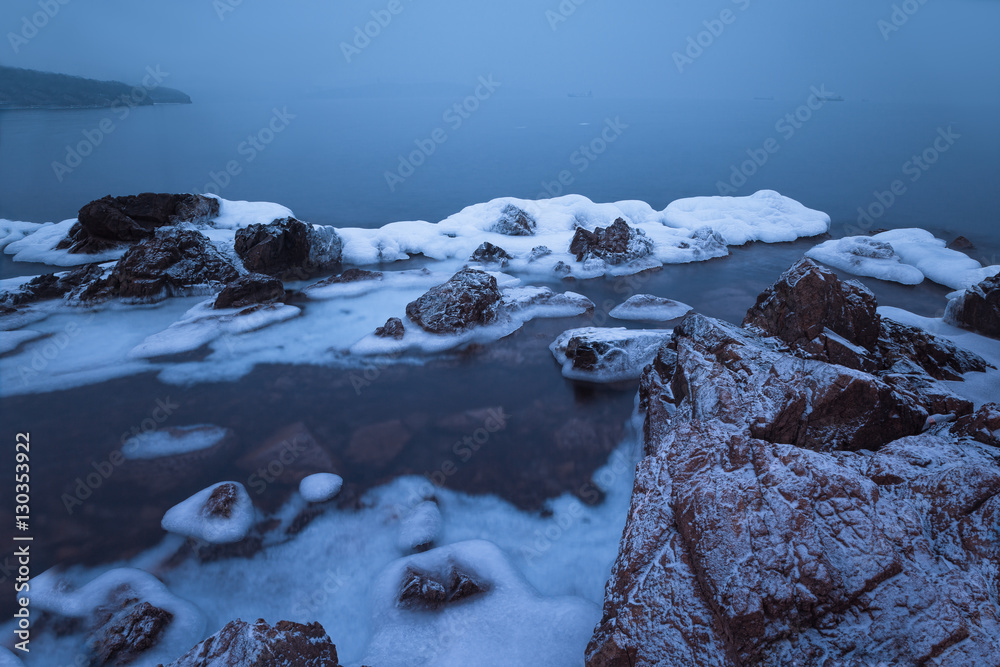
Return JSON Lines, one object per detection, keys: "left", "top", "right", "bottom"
{"left": 4, "top": 219, "right": 126, "bottom": 266}
{"left": 397, "top": 500, "right": 443, "bottom": 552}
{"left": 161, "top": 482, "right": 256, "bottom": 545}
{"left": 806, "top": 237, "right": 924, "bottom": 285}
{"left": 0, "top": 329, "right": 44, "bottom": 355}
{"left": 299, "top": 473, "right": 344, "bottom": 503}
{"left": 0, "top": 219, "right": 49, "bottom": 251}
{"left": 122, "top": 425, "right": 232, "bottom": 461}
{"left": 610, "top": 294, "right": 693, "bottom": 322}
{"left": 872, "top": 229, "right": 999, "bottom": 290}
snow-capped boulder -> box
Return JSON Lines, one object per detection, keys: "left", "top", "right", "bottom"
{"left": 163, "top": 619, "right": 341, "bottom": 667}
{"left": 213, "top": 273, "right": 285, "bottom": 309}
{"left": 569, "top": 218, "right": 653, "bottom": 266}
{"left": 469, "top": 241, "right": 513, "bottom": 268}
{"left": 405, "top": 268, "right": 503, "bottom": 334}
{"left": 299, "top": 473, "right": 344, "bottom": 503}
{"left": 234, "top": 217, "right": 342, "bottom": 279}
{"left": 489, "top": 203, "right": 537, "bottom": 236}
{"left": 550, "top": 327, "right": 671, "bottom": 383}
{"left": 57, "top": 193, "right": 219, "bottom": 254}
{"left": 161, "top": 482, "right": 255, "bottom": 545}
{"left": 945, "top": 273, "right": 1000, "bottom": 338}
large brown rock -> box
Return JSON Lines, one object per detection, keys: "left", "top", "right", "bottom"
{"left": 946, "top": 273, "right": 1000, "bottom": 338}
{"left": 161, "top": 618, "right": 341, "bottom": 666}
{"left": 569, "top": 218, "right": 652, "bottom": 266}
{"left": 213, "top": 273, "right": 285, "bottom": 310}
{"left": 101, "top": 228, "right": 239, "bottom": 301}
{"left": 234, "top": 217, "right": 342, "bottom": 280}
{"left": 404, "top": 268, "right": 502, "bottom": 334}
{"left": 88, "top": 597, "right": 174, "bottom": 666}
{"left": 58, "top": 193, "right": 219, "bottom": 253}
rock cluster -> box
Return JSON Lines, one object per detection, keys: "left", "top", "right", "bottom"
{"left": 588, "top": 258, "right": 1000, "bottom": 666}
{"left": 569, "top": 218, "right": 653, "bottom": 266}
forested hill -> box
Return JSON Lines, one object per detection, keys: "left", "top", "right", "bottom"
{"left": 0, "top": 66, "right": 191, "bottom": 109}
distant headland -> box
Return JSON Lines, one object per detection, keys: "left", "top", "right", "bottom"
{"left": 0, "top": 66, "right": 191, "bottom": 110}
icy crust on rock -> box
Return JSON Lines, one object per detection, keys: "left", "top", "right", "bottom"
{"left": 299, "top": 473, "right": 344, "bottom": 503}
{"left": 122, "top": 425, "right": 233, "bottom": 461}
{"left": 161, "top": 482, "right": 256, "bottom": 545}
{"left": 609, "top": 295, "right": 692, "bottom": 322}
{"left": 4, "top": 219, "right": 127, "bottom": 266}
{"left": 362, "top": 540, "right": 600, "bottom": 667}
{"left": 0, "top": 219, "right": 49, "bottom": 251}
{"left": 128, "top": 299, "right": 301, "bottom": 360}
{"left": 805, "top": 236, "right": 925, "bottom": 285}
{"left": 550, "top": 327, "right": 672, "bottom": 383}
{"left": 662, "top": 189, "right": 831, "bottom": 245}
{"left": 28, "top": 567, "right": 206, "bottom": 667}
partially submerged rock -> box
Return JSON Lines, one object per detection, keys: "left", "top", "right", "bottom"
{"left": 375, "top": 317, "right": 405, "bottom": 340}
{"left": 234, "top": 217, "right": 342, "bottom": 279}
{"left": 469, "top": 241, "right": 513, "bottom": 268}
{"left": 214, "top": 273, "right": 285, "bottom": 310}
{"left": 550, "top": 327, "right": 672, "bottom": 383}
{"left": 163, "top": 618, "right": 341, "bottom": 667}
{"left": 88, "top": 597, "right": 173, "bottom": 666}
{"left": 405, "top": 268, "right": 502, "bottom": 334}
{"left": 945, "top": 273, "right": 1000, "bottom": 338}
{"left": 57, "top": 193, "right": 219, "bottom": 254}
{"left": 0, "top": 263, "right": 105, "bottom": 307}
{"left": 569, "top": 218, "right": 652, "bottom": 266}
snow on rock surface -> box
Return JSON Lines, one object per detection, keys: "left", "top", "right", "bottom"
{"left": 662, "top": 189, "right": 831, "bottom": 245}
{"left": 587, "top": 259, "right": 1000, "bottom": 666}
{"left": 162, "top": 618, "right": 342, "bottom": 667}
{"left": 609, "top": 294, "right": 692, "bottom": 321}
{"left": 805, "top": 236, "right": 924, "bottom": 285}
{"left": 363, "top": 540, "right": 600, "bottom": 667}
{"left": 0, "top": 219, "right": 48, "bottom": 251}
{"left": 550, "top": 327, "right": 672, "bottom": 383}
{"left": 945, "top": 272, "right": 1000, "bottom": 339}
{"left": 161, "top": 482, "right": 255, "bottom": 545}
{"left": 299, "top": 473, "right": 344, "bottom": 503}
{"left": 28, "top": 567, "right": 205, "bottom": 667}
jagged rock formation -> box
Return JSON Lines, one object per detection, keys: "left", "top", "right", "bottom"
{"left": 588, "top": 258, "right": 1000, "bottom": 666}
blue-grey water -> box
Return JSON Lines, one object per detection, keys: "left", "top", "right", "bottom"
{"left": 1, "top": 97, "right": 998, "bottom": 257}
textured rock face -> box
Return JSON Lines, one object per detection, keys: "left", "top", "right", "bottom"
{"left": 213, "top": 274, "right": 285, "bottom": 309}
{"left": 469, "top": 241, "right": 513, "bottom": 267}
{"left": 569, "top": 218, "right": 653, "bottom": 266}
{"left": 375, "top": 317, "right": 406, "bottom": 339}
{"left": 88, "top": 597, "right": 174, "bottom": 666}
{"left": 163, "top": 618, "right": 341, "bottom": 667}
{"left": 490, "top": 203, "right": 536, "bottom": 236}
{"left": 58, "top": 193, "right": 219, "bottom": 254}
{"left": 234, "top": 217, "right": 342, "bottom": 279}
{"left": 0, "top": 263, "right": 105, "bottom": 306}
{"left": 946, "top": 273, "right": 1000, "bottom": 338}
{"left": 98, "top": 228, "right": 239, "bottom": 301}
{"left": 588, "top": 260, "right": 1000, "bottom": 666}
{"left": 405, "top": 268, "right": 502, "bottom": 334}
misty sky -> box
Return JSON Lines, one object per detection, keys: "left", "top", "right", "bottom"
{"left": 2, "top": 0, "right": 998, "bottom": 103}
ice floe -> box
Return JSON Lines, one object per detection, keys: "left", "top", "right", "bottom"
{"left": 550, "top": 327, "right": 672, "bottom": 382}
{"left": 609, "top": 294, "right": 693, "bottom": 321}
{"left": 806, "top": 236, "right": 925, "bottom": 285}
{"left": 122, "top": 425, "right": 234, "bottom": 461}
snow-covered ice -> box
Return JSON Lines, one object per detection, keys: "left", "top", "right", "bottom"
{"left": 872, "top": 229, "right": 999, "bottom": 290}
{"left": 609, "top": 294, "right": 693, "bottom": 321}
{"left": 161, "top": 482, "right": 256, "bottom": 545}
{"left": 0, "top": 329, "right": 44, "bottom": 355}
{"left": 299, "top": 473, "right": 344, "bottom": 503}
{"left": 806, "top": 236, "right": 924, "bottom": 285}
{"left": 397, "top": 500, "right": 443, "bottom": 552}
{"left": 122, "top": 425, "right": 233, "bottom": 461}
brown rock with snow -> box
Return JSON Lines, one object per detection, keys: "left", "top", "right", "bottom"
{"left": 161, "top": 618, "right": 341, "bottom": 667}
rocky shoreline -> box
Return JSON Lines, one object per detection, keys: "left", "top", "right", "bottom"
{"left": 2, "top": 192, "right": 999, "bottom": 665}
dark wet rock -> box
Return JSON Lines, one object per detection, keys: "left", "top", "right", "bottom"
{"left": 234, "top": 217, "right": 342, "bottom": 280}
{"left": 569, "top": 218, "right": 652, "bottom": 266}
{"left": 945, "top": 273, "right": 1000, "bottom": 338}
{"left": 57, "top": 193, "right": 219, "bottom": 254}
{"left": 327, "top": 268, "right": 383, "bottom": 284}
{"left": 375, "top": 317, "right": 405, "bottom": 340}
{"left": 490, "top": 203, "right": 536, "bottom": 236}
{"left": 588, "top": 259, "right": 1000, "bottom": 667}
{"left": 214, "top": 273, "right": 285, "bottom": 310}
{"left": 469, "top": 241, "right": 513, "bottom": 267}
{"left": 97, "top": 229, "right": 239, "bottom": 302}
{"left": 554, "top": 261, "right": 572, "bottom": 277}
{"left": 948, "top": 235, "right": 976, "bottom": 251}
{"left": 405, "top": 268, "right": 502, "bottom": 334}
{"left": 0, "top": 263, "right": 105, "bottom": 307}
{"left": 346, "top": 419, "right": 411, "bottom": 467}
{"left": 204, "top": 483, "right": 240, "bottom": 519}
{"left": 236, "top": 422, "right": 339, "bottom": 485}
{"left": 528, "top": 245, "right": 552, "bottom": 261}
{"left": 398, "top": 567, "right": 488, "bottom": 611}
{"left": 162, "top": 618, "right": 341, "bottom": 667}
{"left": 951, "top": 403, "right": 1000, "bottom": 447}
{"left": 88, "top": 597, "right": 174, "bottom": 666}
